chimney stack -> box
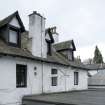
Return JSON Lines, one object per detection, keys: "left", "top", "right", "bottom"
{"left": 28, "top": 11, "right": 47, "bottom": 58}
{"left": 50, "top": 26, "right": 59, "bottom": 43}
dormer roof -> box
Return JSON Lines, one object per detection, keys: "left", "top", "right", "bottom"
{"left": 53, "top": 40, "right": 76, "bottom": 51}
{"left": 0, "top": 11, "right": 25, "bottom": 32}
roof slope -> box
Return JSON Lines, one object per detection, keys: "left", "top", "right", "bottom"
{"left": 0, "top": 31, "right": 70, "bottom": 66}
{"left": 0, "top": 11, "right": 25, "bottom": 32}
{"left": 53, "top": 40, "right": 76, "bottom": 51}
{"left": 48, "top": 48, "right": 89, "bottom": 70}
{"left": 0, "top": 34, "right": 89, "bottom": 69}
{"left": 86, "top": 64, "right": 105, "bottom": 70}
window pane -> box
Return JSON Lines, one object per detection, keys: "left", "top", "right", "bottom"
{"left": 74, "top": 72, "right": 78, "bottom": 85}
{"left": 9, "top": 29, "right": 18, "bottom": 43}
{"left": 51, "top": 77, "right": 57, "bottom": 86}
{"left": 51, "top": 69, "right": 57, "bottom": 74}
{"left": 16, "top": 64, "right": 27, "bottom": 88}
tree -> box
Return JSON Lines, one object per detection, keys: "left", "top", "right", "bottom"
{"left": 93, "top": 45, "right": 103, "bottom": 64}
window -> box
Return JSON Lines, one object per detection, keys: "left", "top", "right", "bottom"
{"left": 51, "top": 77, "right": 57, "bottom": 86}
{"left": 16, "top": 64, "right": 27, "bottom": 88}
{"left": 9, "top": 29, "right": 18, "bottom": 44}
{"left": 51, "top": 69, "right": 57, "bottom": 74}
{"left": 74, "top": 72, "right": 79, "bottom": 85}
{"left": 67, "top": 50, "right": 74, "bottom": 61}
{"left": 51, "top": 68, "right": 58, "bottom": 86}
{"left": 8, "top": 26, "right": 20, "bottom": 47}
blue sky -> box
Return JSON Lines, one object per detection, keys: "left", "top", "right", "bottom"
{"left": 0, "top": 0, "right": 105, "bottom": 61}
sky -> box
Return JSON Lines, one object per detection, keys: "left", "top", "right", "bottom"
{"left": 0, "top": 0, "right": 105, "bottom": 62}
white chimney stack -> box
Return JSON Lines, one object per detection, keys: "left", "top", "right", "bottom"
{"left": 29, "top": 11, "right": 47, "bottom": 58}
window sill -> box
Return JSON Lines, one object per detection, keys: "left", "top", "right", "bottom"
{"left": 74, "top": 84, "right": 78, "bottom": 85}
{"left": 16, "top": 86, "right": 27, "bottom": 88}
{"left": 8, "top": 42, "right": 20, "bottom": 47}
{"left": 51, "top": 85, "right": 57, "bottom": 86}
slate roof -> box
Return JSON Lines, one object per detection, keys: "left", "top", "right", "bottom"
{"left": 0, "top": 11, "right": 25, "bottom": 32}
{"left": 0, "top": 33, "right": 89, "bottom": 70}
{"left": 85, "top": 64, "right": 105, "bottom": 70}
{"left": 53, "top": 40, "right": 76, "bottom": 51}
{"left": 0, "top": 37, "right": 70, "bottom": 66}
{"left": 88, "top": 70, "right": 105, "bottom": 86}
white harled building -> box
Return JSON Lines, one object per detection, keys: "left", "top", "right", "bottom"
{"left": 0, "top": 11, "right": 89, "bottom": 105}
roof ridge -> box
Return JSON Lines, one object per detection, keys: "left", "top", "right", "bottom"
{"left": 0, "top": 11, "right": 18, "bottom": 22}
{"left": 0, "top": 11, "right": 25, "bottom": 32}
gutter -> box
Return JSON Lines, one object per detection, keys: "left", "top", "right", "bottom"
{"left": 0, "top": 52, "right": 69, "bottom": 66}
{"left": 0, "top": 52, "right": 90, "bottom": 70}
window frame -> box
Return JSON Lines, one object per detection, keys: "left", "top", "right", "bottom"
{"left": 74, "top": 72, "right": 79, "bottom": 85}
{"left": 51, "top": 69, "right": 57, "bottom": 74}
{"left": 8, "top": 25, "right": 21, "bottom": 47}
{"left": 51, "top": 76, "right": 58, "bottom": 86}
{"left": 16, "top": 64, "right": 27, "bottom": 88}
{"left": 51, "top": 68, "right": 58, "bottom": 86}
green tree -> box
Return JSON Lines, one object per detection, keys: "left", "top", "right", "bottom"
{"left": 93, "top": 45, "right": 103, "bottom": 64}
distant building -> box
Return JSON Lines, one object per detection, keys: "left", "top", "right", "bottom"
{"left": 87, "top": 64, "right": 105, "bottom": 88}
{"left": 88, "top": 69, "right": 105, "bottom": 89}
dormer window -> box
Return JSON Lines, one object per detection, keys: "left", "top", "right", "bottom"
{"left": 8, "top": 26, "right": 20, "bottom": 47}
{"left": 9, "top": 29, "right": 18, "bottom": 44}
{"left": 0, "top": 11, "right": 25, "bottom": 48}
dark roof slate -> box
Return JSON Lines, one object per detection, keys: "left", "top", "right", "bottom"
{"left": 47, "top": 49, "right": 70, "bottom": 66}
{"left": 0, "top": 36, "right": 69, "bottom": 66}
{"left": 0, "top": 35, "right": 89, "bottom": 70}
{"left": 53, "top": 40, "right": 76, "bottom": 51}
{"left": 0, "top": 11, "right": 25, "bottom": 32}
{"left": 85, "top": 64, "right": 105, "bottom": 70}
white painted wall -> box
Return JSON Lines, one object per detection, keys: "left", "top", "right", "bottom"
{"left": 9, "top": 17, "right": 20, "bottom": 28}
{"left": 0, "top": 56, "right": 88, "bottom": 105}
{"left": 0, "top": 57, "right": 42, "bottom": 105}
{"left": 43, "top": 64, "right": 66, "bottom": 93}
{"left": 43, "top": 64, "right": 88, "bottom": 93}
{"left": 29, "top": 12, "right": 47, "bottom": 58}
